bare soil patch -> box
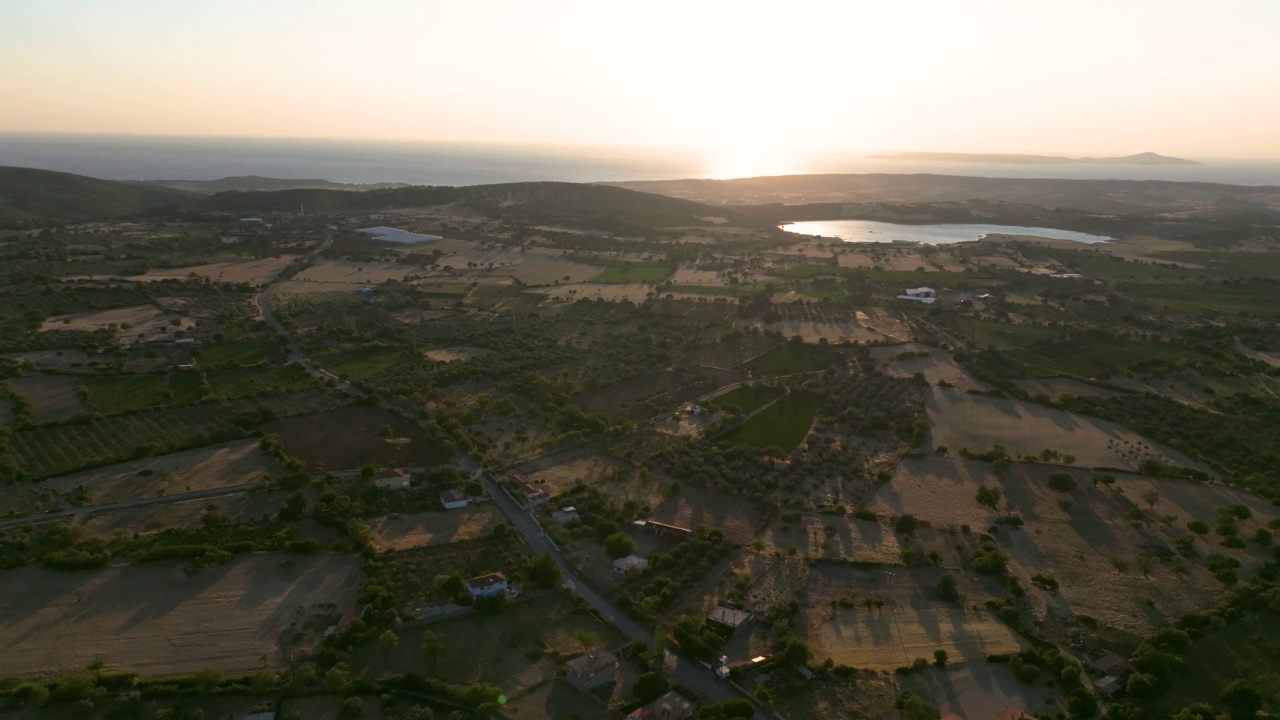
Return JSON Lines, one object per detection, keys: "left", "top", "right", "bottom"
{"left": 876, "top": 346, "right": 988, "bottom": 392}
{"left": 42, "top": 439, "right": 279, "bottom": 505}
{"left": 389, "top": 308, "right": 458, "bottom": 324}
{"left": 0, "top": 554, "right": 361, "bottom": 678}
{"left": 266, "top": 406, "right": 447, "bottom": 471}
{"left": 424, "top": 346, "right": 491, "bottom": 363}
{"left": 517, "top": 452, "right": 624, "bottom": 497}
{"left": 138, "top": 256, "right": 298, "bottom": 285}
{"left": 294, "top": 259, "right": 419, "bottom": 284}
{"left": 926, "top": 387, "right": 1199, "bottom": 471}
{"left": 39, "top": 305, "right": 194, "bottom": 345}
{"left": 367, "top": 506, "right": 500, "bottom": 551}
{"left": 761, "top": 514, "right": 901, "bottom": 564}
{"left": 5, "top": 374, "right": 87, "bottom": 423}
{"left": 899, "top": 664, "right": 1060, "bottom": 720}
{"left": 527, "top": 283, "right": 654, "bottom": 302}
{"left": 802, "top": 564, "right": 1026, "bottom": 670}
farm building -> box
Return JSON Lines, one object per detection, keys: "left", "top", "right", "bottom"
{"left": 564, "top": 649, "right": 620, "bottom": 692}
{"left": 627, "top": 690, "right": 696, "bottom": 719}
{"left": 633, "top": 519, "right": 692, "bottom": 539}
{"left": 440, "top": 489, "right": 469, "bottom": 510}
{"left": 896, "top": 287, "right": 937, "bottom": 303}
{"left": 465, "top": 572, "right": 510, "bottom": 598}
{"left": 707, "top": 605, "right": 752, "bottom": 633}
{"left": 373, "top": 468, "right": 410, "bottom": 490}
{"left": 1090, "top": 652, "right": 1135, "bottom": 677}
{"left": 612, "top": 554, "right": 648, "bottom": 574}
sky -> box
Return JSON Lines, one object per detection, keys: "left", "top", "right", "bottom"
{"left": 3, "top": 0, "right": 1279, "bottom": 168}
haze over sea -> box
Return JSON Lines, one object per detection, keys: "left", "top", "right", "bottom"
{"left": 3, "top": 134, "right": 1280, "bottom": 187}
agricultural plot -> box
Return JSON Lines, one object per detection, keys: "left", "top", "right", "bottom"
{"left": 205, "top": 365, "right": 318, "bottom": 399}
{"left": 899, "top": 664, "right": 1060, "bottom": 720}
{"left": 9, "top": 391, "right": 341, "bottom": 480}
{"left": 5, "top": 374, "right": 87, "bottom": 423}
{"left": 0, "top": 554, "right": 361, "bottom": 678}
{"left": 353, "top": 592, "right": 624, "bottom": 701}
{"left": 687, "top": 334, "right": 783, "bottom": 370}
{"left": 423, "top": 346, "right": 491, "bottom": 363}
{"left": 367, "top": 506, "right": 501, "bottom": 552}
{"left": 39, "top": 305, "right": 194, "bottom": 345}
{"left": 925, "top": 388, "right": 1200, "bottom": 472}
{"left": 41, "top": 438, "right": 279, "bottom": 505}
{"left": 760, "top": 514, "right": 901, "bottom": 564}
{"left": 710, "top": 385, "right": 783, "bottom": 414}
{"left": 590, "top": 263, "right": 671, "bottom": 283}
{"left": 266, "top": 405, "right": 449, "bottom": 471}
{"left": 722, "top": 392, "right": 822, "bottom": 451}
{"left": 1, "top": 349, "right": 110, "bottom": 368}
{"left": 878, "top": 348, "right": 988, "bottom": 392}
{"left": 1004, "top": 336, "right": 1208, "bottom": 377}
{"left": 801, "top": 564, "right": 1026, "bottom": 670}
{"left": 1013, "top": 377, "right": 1118, "bottom": 401}
{"left": 485, "top": 256, "right": 603, "bottom": 286}
{"left": 197, "top": 340, "right": 281, "bottom": 368}
{"left": 748, "top": 345, "right": 837, "bottom": 375}
{"left": 137, "top": 255, "right": 298, "bottom": 285}
{"left": 575, "top": 368, "right": 741, "bottom": 421}
{"left": 517, "top": 452, "right": 624, "bottom": 497}
{"left": 294, "top": 259, "right": 419, "bottom": 284}
{"left": 525, "top": 282, "right": 655, "bottom": 303}
{"left": 80, "top": 373, "right": 202, "bottom": 414}
{"left": 311, "top": 345, "right": 423, "bottom": 384}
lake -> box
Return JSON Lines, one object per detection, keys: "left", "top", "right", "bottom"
{"left": 781, "top": 220, "right": 1111, "bottom": 245}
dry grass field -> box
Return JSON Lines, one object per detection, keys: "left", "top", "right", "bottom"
{"left": 0, "top": 554, "right": 361, "bottom": 678}
{"left": 267, "top": 406, "right": 446, "bottom": 471}
{"left": 42, "top": 439, "right": 279, "bottom": 505}
{"left": 1014, "top": 377, "right": 1118, "bottom": 400}
{"left": 760, "top": 514, "right": 902, "bottom": 564}
{"left": 294, "top": 259, "right": 420, "bottom": 284}
{"left": 138, "top": 255, "right": 298, "bottom": 285}
{"left": 5, "top": 374, "right": 87, "bottom": 423}
{"left": 802, "top": 564, "right": 1026, "bottom": 670}
{"left": 39, "top": 305, "right": 194, "bottom": 344}
{"left": 871, "top": 454, "right": 1255, "bottom": 635}
{"left": 367, "top": 506, "right": 500, "bottom": 551}
{"left": 485, "top": 255, "right": 602, "bottom": 286}
{"left": 78, "top": 491, "right": 299, "bottom": 536}
{"left": 926, "top": 387, "right": 1199, "bottom": 471}
{"left": 874, "top": 345, "right": 988, "bottom": 392}
{"left": 423, "top": 346, "right": 491, "bottom": 363}
{"left": 517, "top": 452, "right": 623, "bottom": 497}
{"left": 899, "top": 664, "right": 1060, "bottom": 720}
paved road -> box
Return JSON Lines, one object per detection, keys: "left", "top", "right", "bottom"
{"left": 461, "top": 455, "right": 751, "bottom": 710}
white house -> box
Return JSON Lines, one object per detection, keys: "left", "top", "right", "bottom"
{"left": 612, "top": 554, "right": 648, "bottom": 574}
{"left": 896, "top": 287, "right": 937, "bottom": 303}
{"left": 466, "top": 572, "right": 510, "bottom": 598}
{"left": 440, "top": 489, "right": 469, "bottom": 510}
{"left": 373, "top": 468, "right": 410, "bottom": 490}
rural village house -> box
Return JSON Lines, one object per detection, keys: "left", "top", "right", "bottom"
{"left": 440, "top": 488, "right": 469, "bottom": 510}
{"left": 612, "top": 554, "right": 648, "bottom": 574}
{"left": 465, "top": 572, "right": 510, "bottom": 599}
{"left": 564, "top": 649, "right": 620, "bottom": 692}
{"left": 707, "top": 605, "right": 752, "bottom": 634}
{"left": 373, "top": 467, "right": 410, "bottom": 490}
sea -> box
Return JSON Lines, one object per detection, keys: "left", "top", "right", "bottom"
{"left": 782, "top": 220, "right": 1111, "bottom": 245}
{"left": 2, "top": 133, "right": 1280, "bottom": 187}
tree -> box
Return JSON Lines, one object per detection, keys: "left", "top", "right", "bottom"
{"left": 378, "top": 424, "right": 394, "bottom": 439}
{"left": 933, "top": 649, "right": 948, "bottom": 667}
{"left": 894, "top": 514, "right": 918, "bottom": 535}
{"left": 975, "top": 485, "right": 1002, "bottom": 509}
{"left": 421, "top": 631, "right": 445, "bottom": 665}
{"left": 572, "top": 628, "right": 598, "bottom": 652}
{"left": 936, "top": 574, "right": 960, "bottom": 602}
{"left": 632, "top": 672, "right": 670, "bottom": 704}
{"left": 605, "top": 531, "right": 637, "bottom": 559}
{"left": 1047, "top": 473, "right": 1077, "bottom": 492}
{"left": 529, "top": 552, "right": 562, "bottom": 588}
{"left": 1141, "top": 489, "right": 1160, "bottom": 510}
{"left": 378, "top": 630, "right": 399, "bottom": 655}
{"left": 897, "top": 693, "right": 941, "bottom": 720}
{"left": 1125, "top": 672, "right": 1158, "bottom": 698}
{"left": 1187, "top": 520, "right": 1210, "bottom": 536}
{"left": 463, "top": 481, "right": 483, "bottom": 496}
{"left": 1220, "top": 679, "right": 1263, "bottom": 720}
{"left": 339, "top": 697, "right": 365, "bottom": 720}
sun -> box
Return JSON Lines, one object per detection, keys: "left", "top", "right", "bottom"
{"left": 703, "top": 148, "right": 802, "bottom": 180}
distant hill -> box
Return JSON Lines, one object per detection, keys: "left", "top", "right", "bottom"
{"left": 143, "top": 175, "right": 412, "bottom": 195}
{"left": 0, "top": 166, "right": 198, "bottom": 222}
{"left": 201, "top": 181, "right": 725, "bottom": 232}
{"left": 870, "top": 151, "right": 1201, "bottom": 166}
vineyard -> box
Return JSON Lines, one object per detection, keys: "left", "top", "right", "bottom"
{"left": 723, "top": 391, "right": 822, "bottom": 451}
{"left": 7, "top": 390, "right": 343, "bottom": 480}
{"left": 687, "top": 333, "right": 782, "bottom": 370}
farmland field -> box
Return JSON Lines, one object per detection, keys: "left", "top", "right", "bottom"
{"left": 137, "top": 255, "right": 298, "bottom": 285}
{"left": 80, "top": 373, "right": 203, "bottom": 414}
{"left": 39, "top": 305, "right": 195, "bottom": 345}
{"left": 266, "top": 405, "right": 449, "bottom": 471}
{"left": 711, "top": 385, "right": 783, "bottom": 414}
{"left": 1004, "top": 335, "right": 1207, "bottom": 377}
{"left": 590, "top": 263, "right": 670, "bottom": 283}
{"left": 748, "top": 345, "right": 837, "bottom": 375}
{"left": 0, "top": 554, "right": 361, "bottom": 678}
{"left": 687, "top": 333, "right": 782, "bottom": 370}
{"left": 311, "top": 345, "right": 423, "bottom": 383}
{"left": 5, "top": 374, "right": 87, "bottom": 423}
{"left": 366, "top": 506, "right": 500, "bottom": 551}
{"left": 206, "top": 365, "right": 319, "bottom": 399}
{"left": 723, "top": 391, "right": 821, "bottom": 451}
{"left": 197, "top": 340, "right": 282, "bottom": 368}
{"left": 41, "top": 438, "right": 279, "bottom": 505}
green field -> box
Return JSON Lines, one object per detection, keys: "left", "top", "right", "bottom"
{"left": 312, "top": 345, "right": 423, "bottom": 382}
{"left": 79, "top": 373, "right": 206, "bottom": 414}
{"left": 196, "top": 340, "right": 281, "bottom": 368}
{"left": 417, "top": 284, "right": 472, "bottom": 298}
{"left": 935, "top": 315, "right": 1064, "bottom": 351}
{"left": 205, "top": 365, "right": 318, "bottom": 399}
{"left": 669, "top": 284, "right": 735, "bottom": 296}
{"left": 1005, "top": 335, "right": 1208, "bottom": 377}
{"left": 723, "top": 391, "right": 822, "bottom": 451}
{"left": 1121, "top": 281, "right": 1280, "bottom": 316}
{"left": 748, "top": 345, "right": 836, "bottom": 374}
{"left": 712, "top": 385, "right": 783, "bottom": 414}
{"left": 590, "top": 264, "right": 671, "bottom": 283}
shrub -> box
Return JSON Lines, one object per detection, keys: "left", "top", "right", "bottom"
{"left": 1047, "top": 473, "right": 1077, "bottom": 492}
